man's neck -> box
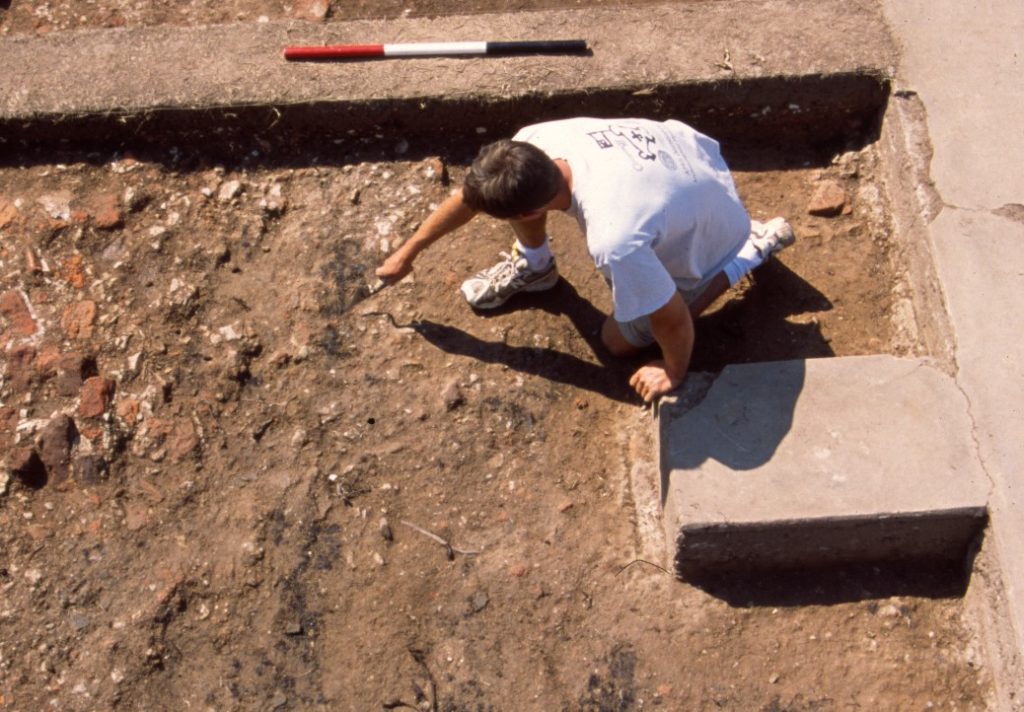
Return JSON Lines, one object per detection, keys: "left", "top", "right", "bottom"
{"left": 550, "top": 159, "right": 573, "bottom": 211}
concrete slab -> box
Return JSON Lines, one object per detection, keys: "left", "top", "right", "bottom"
{"left": 658, "top": 355, "right": 988, "bottom": 578}
{"left": 882, "top": 1, "right": 1024, "bottom": 704}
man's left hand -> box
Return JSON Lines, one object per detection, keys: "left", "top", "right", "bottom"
{"left": 628, "top": 360, "right": 682, "bottom": 403}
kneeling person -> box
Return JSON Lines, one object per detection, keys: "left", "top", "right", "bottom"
{"left": 375, "top": 117, "right": 794, "bottom": 402}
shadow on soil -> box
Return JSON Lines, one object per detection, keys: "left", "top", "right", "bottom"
{"left": 409, "top": 279, "right": 639, "bottom": 405}
{"left": 406, "top": 259, "right": 835, "bottom": 404}
{"left": 689, "top": 557, "right": 976, "bottom": 608}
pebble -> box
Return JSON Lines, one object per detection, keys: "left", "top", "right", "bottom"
{"left": 470, "top": 591, "right": 489, "bottom": 613}
{"left": 441, "top": 380, "right": 464, "bottom": 411}
{"left": 217, "top": 180, "right": 243, "bottom": 202}
{"left": 292, "top": 0, "right": 329, "bottom": 21}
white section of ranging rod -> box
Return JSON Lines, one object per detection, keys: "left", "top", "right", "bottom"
{"left": 386, "top": 41, "right": 487, "bottom": 56}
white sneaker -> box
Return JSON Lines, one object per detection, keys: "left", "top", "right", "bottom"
{"left": 749, "top": 217, "right": 796, "bottom": 259}
{"left": 460, "top": 248, "right": 559, "bottom": 309}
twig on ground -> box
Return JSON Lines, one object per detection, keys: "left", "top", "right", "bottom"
{"left": 399, "top": 519, "right": 480, "bottom": 559}
{"left": 616, "top": 559, "right": 672, "bottom": 576}
{"left": 408, "top": 647, "right": 439, "bottom": 712}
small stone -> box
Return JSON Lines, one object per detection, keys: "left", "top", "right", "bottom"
{"left": 292, "top": 0, "right": 330, "bottom": 21}
{"left": 70, "top": 613, "right": 91, "bottom": 633}
{"left": 878, "top": 603, "right": 902, "bottom": 618}
{"left": 808, "top": 179, "right": 847, "bottom": 217}
{"left": 79, "top": 377, "right": 115, "bottom": 418}
{"left": 167, "top": 419, "right": 199, "bottom": 463}
{"left": 0, "top": 290, "right": 38, "bottom": 337}
{"left": 558, "top": 500, "right": 574, "bottom": 513}
{"left": 61, "top": 300, "right": 98, "bottom": 340}
{"left": 425, "top": 157, "right": 450, "bottom": 186}
{"left": 37, "top": 191, "right": 73, "bottom": 220}
{"left": 509, "top": 564, "right": 527, "bottom": 578}
{"left": 55, "top": 352, "right": 92, "bottom": 397}
{"left": 0, "top": 196, "right": 18, "bottom": 229}
{"left": 441, "top": 380, "right": 464, "bottom": 411}
{"left": 470, "top": 591, "right": 489, "bottom": 613}
{"left": 37, "top": 414, "right": 78, "bottom": 484}
{"left": 285, "top": 622, "right": 304, "bottom": 636}
{"left": 769, "top": 673, "right": 781, "bottom": 684}
{"left": 379, "top": 517, "right": 393, "bottom": 542}
{"left": 218, "top": 180, "right": 243, "bottom": 202}
{"left": 271, "top": 692, "right": 287, "bottom": 709}
{"left": 74, "top": 454, "right": 108, "bottom": 485}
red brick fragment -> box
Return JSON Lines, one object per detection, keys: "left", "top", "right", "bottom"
{"left": 0, "top": 290, "right": 37, "bottom": 337}
{"left": 808, "top": 179, "right": 847, "bottom": 217}
{"left": 79, "top": 377, "right": 115, "bottom": 418}
{"left": 84, "top": 192, "right": 123, "bottom": 230}
{"left": 7, "top": 344, "right": 37, "bottom": 391}
{"left": 61, "top": 300, "right": 97, "bottom": 339}
{"left": 60, "top": 255, "right": 87, "bottom": 289}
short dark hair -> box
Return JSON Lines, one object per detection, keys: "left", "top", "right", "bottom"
{"left": 462, "top": 140, "right": 562, "bottom": 219}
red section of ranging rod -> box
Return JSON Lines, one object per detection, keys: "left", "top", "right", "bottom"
{"left": 284, "top": 44, "right": 385, "bottom": 60}
{"left": 283, "top": 40, "right": 588, "bottom": 61}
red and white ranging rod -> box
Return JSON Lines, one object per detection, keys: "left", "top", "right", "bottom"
{"left": 283, "top": 39, "right": 588, "bottom": 61}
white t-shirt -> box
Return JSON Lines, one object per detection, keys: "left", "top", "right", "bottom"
{"left": 513, "top": 118, "right": 750, "bottom": 322}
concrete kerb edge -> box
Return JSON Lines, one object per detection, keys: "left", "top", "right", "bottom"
{"left": 0, "top": 72, "right": 893, "bottom": 160}
{"left": 876, "top": 88, "right": 957, "bottom": 374}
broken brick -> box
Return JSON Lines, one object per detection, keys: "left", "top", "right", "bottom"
{"left": 84, "top": 192, "right": 123, "bottom": 230}
{"left": 808, "top": 179, "right": 847, "bottom": 217}
{"left": 61, "top": 300, "right": 97, "bottom": 339}
{"left": 79, "top": 376, "right": 115, "bottom": 418}
{"left": 0, "top": 290, "right": 38, "bottom": 337}
{"left": 7, "top": 344, "right": 37, "bottom": 391}
{"left": 60, "top": 255, "right": 87, "bottom": 289}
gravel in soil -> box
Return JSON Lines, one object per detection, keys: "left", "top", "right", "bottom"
{"left": 0, "top": 133, "right": 990, "bottom": 710}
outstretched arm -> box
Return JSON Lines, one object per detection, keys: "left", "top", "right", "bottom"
{"left": 628, "top": 291, "right": 694, "bottom": 403}
{"left": 376, "top": 188, "right": 477, "bottom": 284}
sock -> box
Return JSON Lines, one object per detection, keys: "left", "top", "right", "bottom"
{"left": 723, "top": 230, "right": 767, "bottom": 286}
{"left": 515, "top": 237, "right": 554, "bottom": 271}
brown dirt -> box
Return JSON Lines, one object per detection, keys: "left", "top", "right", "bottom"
{"left": 0, "top": 1, "right": 991, "bottom": 711}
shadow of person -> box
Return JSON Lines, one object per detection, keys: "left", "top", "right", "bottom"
{"left": 406, "top": 279, "right": 639, "bottom": 404}
{"left": 659, "top": 358, "right": 807, "bottom": 482}
{"left": 692, "top": 260, "right": 835, "bottom": 371}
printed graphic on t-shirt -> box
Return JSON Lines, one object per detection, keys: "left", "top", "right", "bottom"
{"left": 587, "top": 123, "right": 660, "bottom": 171}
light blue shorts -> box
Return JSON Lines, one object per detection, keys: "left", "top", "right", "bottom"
{"left": 615, "top": 282, "right": 706, "bottom": 348}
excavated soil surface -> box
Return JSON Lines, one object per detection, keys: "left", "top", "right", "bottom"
{"left": 0, "top": 1, "right": 992, "bottom": 711}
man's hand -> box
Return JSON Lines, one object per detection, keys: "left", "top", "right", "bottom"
{"left": 629, "top": 359, "right": 683, "bottom": 403}
{"left": 375, "top": 251, "right": 414, "bottom": 285}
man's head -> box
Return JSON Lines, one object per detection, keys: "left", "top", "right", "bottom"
{"left": 462, "top": 140, "right": 563, "bottom": 219}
